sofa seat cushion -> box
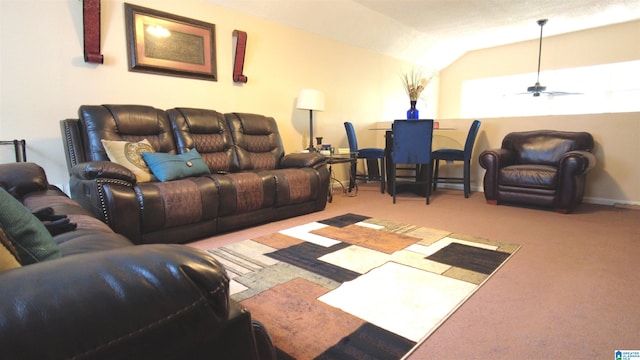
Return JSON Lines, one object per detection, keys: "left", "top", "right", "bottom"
{"left": 23, "top": 191, "right": 114, "bottom": 234}
{"left": 136, "top": 178, "right": 219, "bottom": 233}
{"left": 212, "top": 172, "right": 276, "bottom": 216}
{"left": 55, "top": 230, "right": 133, "bottom": 256}
{"left": 499, "top": 164, "right": 557, "bottom": 189}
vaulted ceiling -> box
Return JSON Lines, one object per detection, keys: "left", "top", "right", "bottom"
{"left": 205, "top": 0, "right": 640, "bottom": 70}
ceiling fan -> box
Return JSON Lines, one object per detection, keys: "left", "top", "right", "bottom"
{"left": 526, "top": 19, "right": 581, "bottom": 97}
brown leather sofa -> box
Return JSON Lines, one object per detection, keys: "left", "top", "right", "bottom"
{"left": 60, "top": 105, "right": 329, "bottom": 244}
{"left": 0, "top": 162, "right": 276, "bottom": 360}
{"left": 478, "top": 130, "right": 596, "bottom": 213}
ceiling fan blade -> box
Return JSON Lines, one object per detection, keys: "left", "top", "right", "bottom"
{"left": 512, "top": 89, "right": 583, "bottom": 97}
{"left": 541, "top": 91, "right": 584, "bottom": 96}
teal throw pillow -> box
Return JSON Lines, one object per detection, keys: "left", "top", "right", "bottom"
{"left": 0, "top": 188, "right": 61, "bottom": 265}
{"left": 142, "top": 149, "right": 211, "bottom": 182}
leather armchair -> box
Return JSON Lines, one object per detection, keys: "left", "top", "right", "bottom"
{"left": 479, "top": 130, "right": 596, "bottom": 213}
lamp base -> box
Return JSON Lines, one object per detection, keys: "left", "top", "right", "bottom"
{"left": 308, "top": 109, "right": 315, "bottom": 152}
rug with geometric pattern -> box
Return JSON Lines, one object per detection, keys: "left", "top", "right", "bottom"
{"left": 208, "top": 213, "right": 520, "bottom": 359}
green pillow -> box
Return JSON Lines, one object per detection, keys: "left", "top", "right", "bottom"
{"left": 142, "top": 149, "right": 211, "bottom": 182}
{"left": 0, "top": 188, "right": 61, "bottom": 265}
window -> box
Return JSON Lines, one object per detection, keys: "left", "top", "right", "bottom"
{"left": 461, "top": 60, "right": 640, "bottom": 117}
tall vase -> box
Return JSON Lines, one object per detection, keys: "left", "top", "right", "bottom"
{"left": 406, "top": 100, "right": 419, "bottom": 119}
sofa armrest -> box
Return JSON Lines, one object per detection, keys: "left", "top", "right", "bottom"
{"left": 555, "top": 150, "right": 597, "bottom": 212}
{"left": 478, "top": 148, "right": 516, "bottom": 170}
{"left": 0, "top": 162, "right": 49, "bottom": 197}
{"left": 70, "top": 161, "right": 137, "bottom": 184}
{"left": 559, "top": 150, "right": 597, "bottom": 175}
{"left": 478, "top": 149, "right": 516, "bottom": 202}
{"left": 69, "top": 162, "right": 143, "bottom": 242}
{"left": 280, "top": 152, "right": 326, "bottom": 169}
{"left": 0, "top": 244, "right": 233, "bottom": 359}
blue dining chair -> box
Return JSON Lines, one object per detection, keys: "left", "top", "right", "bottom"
{"left": 432, "top": 120, "right": 481, "bottom": 198}
{"left": 344, "top": 122, "right": 385, "bottom": 193}
{"left": 390, "top": 119, "right": 434, "bottom": 204}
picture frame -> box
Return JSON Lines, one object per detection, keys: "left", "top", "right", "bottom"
{"left": 124, "top": 3, "right": 217, "bottom": 81}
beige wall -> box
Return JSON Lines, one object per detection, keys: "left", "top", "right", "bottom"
{"left": 0, "top": 0, "right": 415, "bottom": 190}
{"left": 435, "top": 20, "right": 640, "bottom": 205}
{"left": 1, "top": 1, "right": 637, "bottom": 205}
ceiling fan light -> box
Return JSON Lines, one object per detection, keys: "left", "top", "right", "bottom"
{"left": 527, "top": 83, "right": 546, "bottom": 92}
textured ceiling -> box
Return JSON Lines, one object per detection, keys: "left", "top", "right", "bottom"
{"left": 204, "top": 0, "right": 640, "bottom": 69}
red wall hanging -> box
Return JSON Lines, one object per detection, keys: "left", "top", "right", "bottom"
{"left": 83, "top": 0, "right": 104, "bottom": 64}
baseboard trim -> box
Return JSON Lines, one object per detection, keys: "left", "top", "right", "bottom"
{"left": 613, "top": 202, "right": 640, "bottom": 210}
{"left": 344, "top": 181, "right": 640, "bottom": 208}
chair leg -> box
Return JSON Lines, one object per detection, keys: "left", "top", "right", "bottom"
{"left": 349, "top": 160, "right": 357, "bottom": 191}
{"left": 379, "top": 158, "right": 385, "bottom": 193}
{"left": 392, "top": 166, "right": 397, "bottom": 204}
{"left": 366, "top": 158, "right": 381, "bottom": 182}
{"left": 426, "top": 162, "right": 431, "bottom": 205}
{"left": 464, "top": 160, "right": 470, "bottom": 198}
{"left": 432, "top": 159, "right": 439, "bottom": 191}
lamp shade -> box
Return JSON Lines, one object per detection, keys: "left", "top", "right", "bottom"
{"left": 296, "top": 89, "right": 325, "bottom": 111}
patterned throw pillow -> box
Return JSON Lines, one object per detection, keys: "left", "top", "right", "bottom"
{"left": 101, "top": 138, "right": 156, "bottom": 183}
{"left": 0, "top": 188, "right": 61, "bottom": 265}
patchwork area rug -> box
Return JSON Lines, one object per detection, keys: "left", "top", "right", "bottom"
{"left": 209, "top": 213, "right": 520, "bottom": 359}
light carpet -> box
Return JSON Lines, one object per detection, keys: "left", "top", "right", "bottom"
{"left": 209, "top": 213, "right": 520, "bottom": 359}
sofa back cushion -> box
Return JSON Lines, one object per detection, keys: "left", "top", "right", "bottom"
{"left": 225, "top": 113, "right": 285, "bottom": 171}
{"left": 78, "top": 105, "right": 176, "bottom": 161}
{"left": 167, "top": 108, "right": 239, "bottom": 173}
{"left": 502, "top": 130, "right": 594, "bottom": 166}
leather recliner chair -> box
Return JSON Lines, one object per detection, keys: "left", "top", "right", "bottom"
{"left": 479, "top": 130, "right": 596, "bottom": 213}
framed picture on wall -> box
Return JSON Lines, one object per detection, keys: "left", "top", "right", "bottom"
{"left": 124, "top": 3, "right": 217, "bottom": 81}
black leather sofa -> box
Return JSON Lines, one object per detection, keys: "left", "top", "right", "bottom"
{"left": 0, "top": 162, "right": 275, "bottom": 359}
{"left": 60, "top": 105, "right": 329, "bottom": 244}
{"left": 479, "top": 130, "right": 596, "bottom": 213}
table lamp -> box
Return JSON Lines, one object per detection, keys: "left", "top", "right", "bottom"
{"left": 296, "top": 89, "right": 325, "bottom": 151}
